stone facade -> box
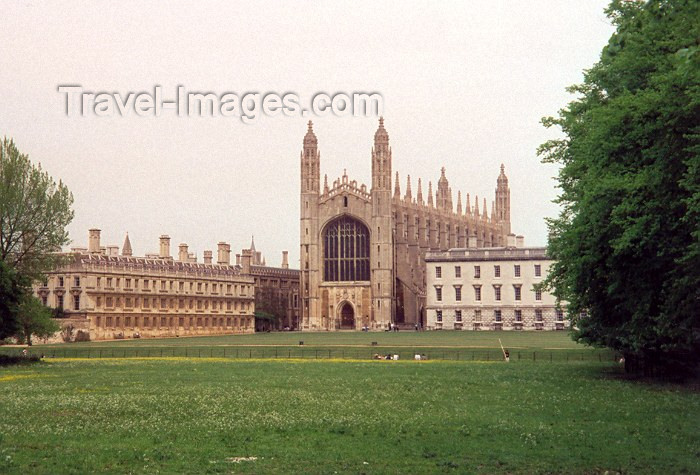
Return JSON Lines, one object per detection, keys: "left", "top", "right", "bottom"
{"left": 300, "top": 119, "right": 514, "bottom": 331}
{"left": 425, "top": 245, "right": 568, "bottom": 331}
{"left": 34, "top": 230, "right": 256, "bottom": 340}
{"left": 236, "top": 238, "right": 301, "bottom": 331}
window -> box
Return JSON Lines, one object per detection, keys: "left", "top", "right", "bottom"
{"left": 96, "top": 277, "right": 101, "bottom": 288}
{"left": 161, "top": 281, "right": 166, "bottom": 290}
{"left": 474, "top": 266, "right": 480, "bottom": 278}
{"left": 58, "top": 276, "right": 64, "bottom": 287}
{"left": 535, "top": 289, "right": 542, "bottom": 301}
{"left": 107, "top": 277, "right": 113, "bottom": 288}
{"left": 436, "top": 310, "right": 442, "bottom": 322}
{"left": 455, "top": 286, "right": 462, "bottom": 301}
{"left": 436, "top": 287, "right": 442, "bottom": 302}
{"left": 494, "top": 310, "right": 502, "bottom": 322}
{"left": 74, "top": 276, "right": 80, "bottom": 287}
{"left": 556, "top": 309, "right": 564, "bottom": 321}
{"left": 474, "top": 286, "right": 481, "bottom": 301}
{"left": 435, "top": 266, "right": 442, "bottom": 278}
{"left": 454, "top": 266, "right": 461, "bottom": 278}
{"left": 323, "top": 216, "right": 370, "bottom": 282}
{"left": 143, "top": 298, "right": 149, "bottom": 308}
{"left": 494, "top": 265, "right": 500, "bottom": 278}
{"left": 73, "top": 295, "right": 80, "bottom": 310}
{"left": 514, "top": 285, "right": 521, "bottom": 301}
{"left": 535, "top": 264, "right": 542, "bottom": 277}
{"left": 125, "top": 279, "right": 131, "bottom": 289}
{"left": 143, "top": 280, "right": 148, "bottom": 289}
{"left": 515, "top": 309, "right": 522, "bottom": 322}
{"left": 494, "top": 286, "right": 501, "bottom": 301}
{"left": 455, "top": 310, "right": 462, "bottom": 322}
{"left": 514, "top": 265, "right": 520, "bottom": 277}
{"left": 125, "top": 317, "right": 131, "bottom": 327}
{"left": 536, "top": 309, "right": 543, "bottom": 322}
{"left": 474, "top": 310, "right": 482, "bottom": 322}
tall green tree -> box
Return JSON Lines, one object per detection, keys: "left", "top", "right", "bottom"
{"left": 539, "top": 0, "right": 700, "bottom": 375}
{"left": 0, "top": 138, "right": 73, "bottom": 341}
{"left": 0, "top": 260, "right": 28, "bottom": 340}
{"left": 15, "top": 295, "right": 59, "bottom": 346}
{"left": 0, "top": 138, "right": 74, "bottom": 282}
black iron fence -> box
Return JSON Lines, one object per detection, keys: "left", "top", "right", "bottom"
{"left": 0, "top": 346, "right": 618, "bottom": 363}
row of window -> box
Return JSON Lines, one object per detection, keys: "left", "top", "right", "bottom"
{"left": 49, "top": 275, "right": 251, "bottom": 296}
{"left": 436, "top": 309, "right": 564, "bottom": 323}
{"left": 96, "top": 296, "right": 252, "bottom": 312}
{"left": 95, "top": 315, "right": 252, "bottom": 329}
{"left": 435, "top": 264, "right": 542, "bottom": 279}
{"left": 435, "top": 286, "right": 542, "bottom": 302}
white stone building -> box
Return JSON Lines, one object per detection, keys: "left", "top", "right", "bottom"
{"left": 425, "top": 241, "right": 567, "bottom": 331}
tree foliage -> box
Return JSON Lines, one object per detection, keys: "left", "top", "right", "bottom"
{"left": 0, "top": 137, "right": 74, "bottom": 282}
{"left": 0, "top": 260, "right": 28, "bottom": 340}
{"left": 0, "top": 137, "right": 73, "bottom": 343}
{"left": 15, "top": 295, "right": 59, "bottom": 346}
{"left": 539, "top": 0, "right": 700, "bottom": 374}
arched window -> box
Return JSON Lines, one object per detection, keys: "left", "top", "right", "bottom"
{"left": 323, "top": 216, "right": 370, "bottom": 281}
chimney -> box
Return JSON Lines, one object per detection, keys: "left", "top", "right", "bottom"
{"left": 516, "top": 235, "right": 525, "bottom": 248}
{"left": 106, "top": 245, "right": 119, "bottom": 257}
{"left": 236, "top": 254, "right": 241, "bottom": 266}
{"left": 203, "top": 250, "right": 213, "bottom": 264}
{"left": 241, "top": 249, "right": 252, "bottom": 274}
{"left": 468, "top": 233, "right": 477, "bottom": 249}
{"left": 506, "top": 233, "right": 516, "bottom": 248}
{"left": 217, "top": 242, "right": 231, "bottom": 265}
{"left": 159, "top": 235, "right": 171, "bottom": 259}
{"left": 178, "top": 243, "right": 189, "bottom": 262}
{"left": 282, "top": 250, "right": 289, "bottom": 269}
{"left": 88, "top": 229, "right": 101, "bottom": 253}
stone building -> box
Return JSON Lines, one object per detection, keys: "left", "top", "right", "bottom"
{"left": 425, "top": 242, "right": 567, "bottom": 330}
{"left": 235, "top": 238, "right": 301, "bottom": 331}
{"left": 34, "top": 229, "right": 256, "bottom": 341}
{"left": 300, "top": 118, "right": 514, "bottom": 331}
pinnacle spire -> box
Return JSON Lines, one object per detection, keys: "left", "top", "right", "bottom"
{"left": 428, "top": 181, "right": 434, "bottom": 207}
{"left": 323, "top": 174, "right": 329, "bottom": 194}
{"left": 482, "top": 198, "right": 488, "bottom": 219}
{"left": 457, "top": 191, "right": 462, "bottom": 214}
{"left": 475, "top": 195, "right": 479, "bottom": 215}
{"left": 122, "top": 232, "right": 132, "bottom": 256}
{"left": 466, "top": 193, "right": 471, "bottom": 215}
{"left": 417, "top": 178, "right": 423, "bottom": 204}
{"left": 405, "top": 175, "right": 412, "bottom": 201}
{"left": 304, "top": 121, "right": 317, "bottom": 146}
{"left": 394, "top": 171, "right": 401, "bottom": 198}
{"left": 250, "top": 235, "right": 256, "bottom": 252}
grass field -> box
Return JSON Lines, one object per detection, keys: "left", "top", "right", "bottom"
{"left": 1, "top": 357, "right": 698, "bottom": 474}
{"left": 35, "top": 330, "right": 583, "bottom": 349}
{"left": 6, "top": 332, "right": 616, "bottom": 363}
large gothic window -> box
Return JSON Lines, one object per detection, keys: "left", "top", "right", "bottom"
{"left": 324, "top": 216, "right": 370, "bottom": 282}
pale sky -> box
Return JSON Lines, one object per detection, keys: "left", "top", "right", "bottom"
{"left": 0, "top": 1, "right": 615, "bottom": 267}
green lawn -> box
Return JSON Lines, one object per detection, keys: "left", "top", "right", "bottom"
{"left": 15, "top": 331, "right": 614, "bottom": 363}
{"left": 38, "top": 329, "right": 582, "bottom": 349}
{"left": 1, "top": 358, "right": 698, "bottom": 474}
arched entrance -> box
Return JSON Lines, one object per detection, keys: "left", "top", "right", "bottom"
{"left": 340, "top": 302, "right": 355, "bottom": 329}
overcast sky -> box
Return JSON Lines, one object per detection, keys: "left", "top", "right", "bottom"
{"left": 1, "top": 1, "right": 614, "bottom": 267}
